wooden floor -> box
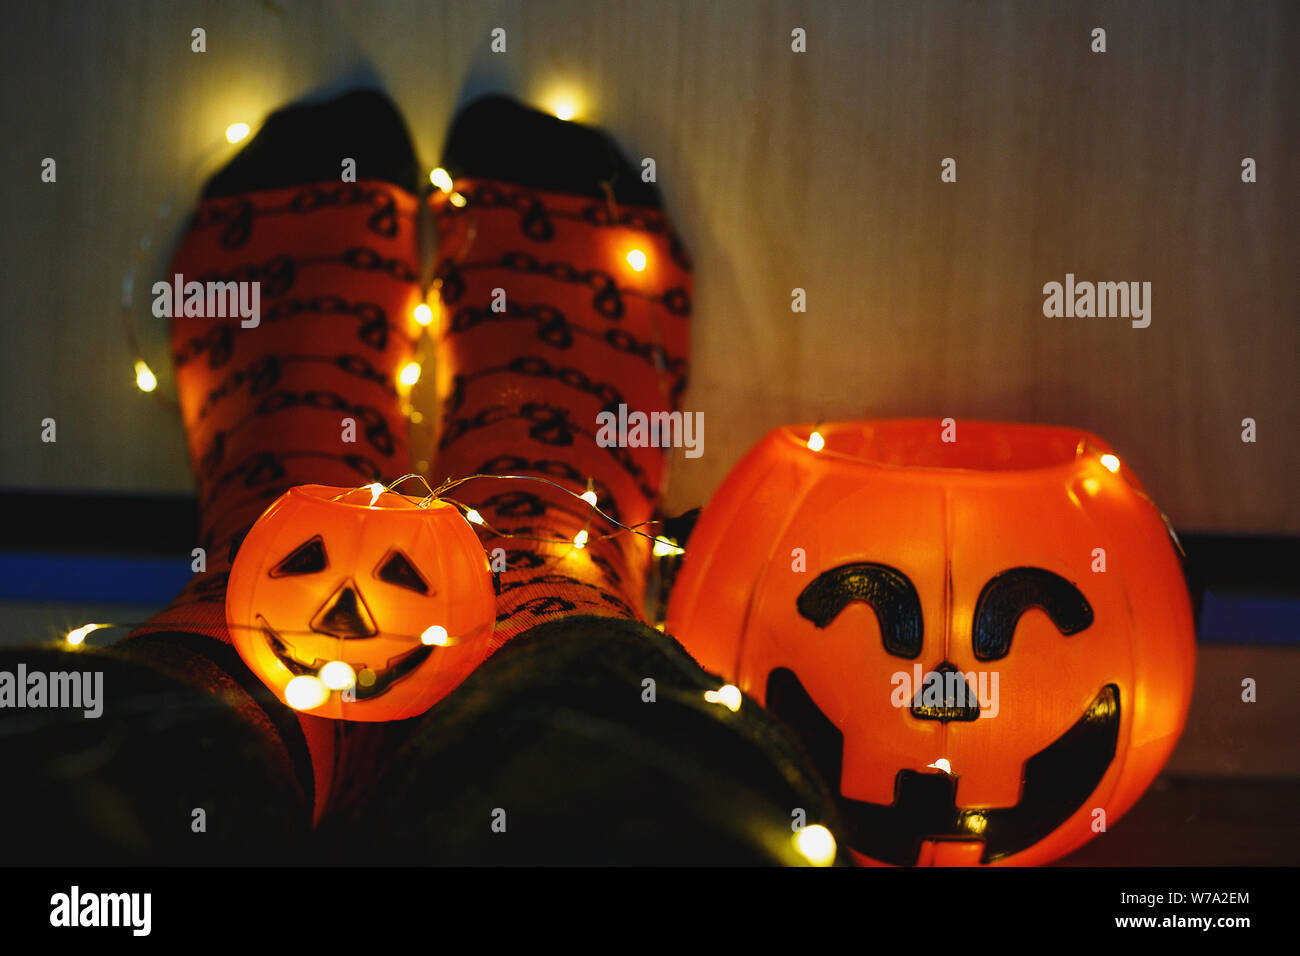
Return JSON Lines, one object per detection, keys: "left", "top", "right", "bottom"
{"left": 1061, "top": 643, "right": 1300, "bottom": 864}
{"left": 1060, "top": 776, "right": 1300, "bottom": 866}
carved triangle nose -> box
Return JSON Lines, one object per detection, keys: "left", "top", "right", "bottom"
{"left": 310, "top": 579, "right": 377, "bottom": 639}
{"left": 909, "top": 662, "right": 981, "bottom": 722}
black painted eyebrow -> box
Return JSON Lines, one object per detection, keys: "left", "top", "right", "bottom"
{"left": 796, "top": 563, "right": 923, "bottom": 659}
{"left": 972, "top": 567, "right": 1093, "bottom": 661}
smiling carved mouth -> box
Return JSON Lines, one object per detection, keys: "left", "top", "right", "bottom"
{"left": 766, "top": 668, "right": 1120, "bottom": 864}
{"left": 257, "top": 616, "right": 433, "bottom": 701}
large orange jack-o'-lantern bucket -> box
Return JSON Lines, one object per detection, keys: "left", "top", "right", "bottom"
{"left": 668, "top": 420, "right": 1195, "bottom": 866}
{"left": 227, "top": 484, "right": 497, "bottom": 722}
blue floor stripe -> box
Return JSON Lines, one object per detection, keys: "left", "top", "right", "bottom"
{"left": 1197, "top": 591, "right": 1299, "bottom": 645}
{"left": 0, "top": 553, "right": 194, "bottom": 605}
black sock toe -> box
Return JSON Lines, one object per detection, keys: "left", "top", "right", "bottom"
{"left": 441, "top": 94, "right": 662, "bottom": 208}
{"left": 203, "top": 88, "right": 420, "bottom": 198}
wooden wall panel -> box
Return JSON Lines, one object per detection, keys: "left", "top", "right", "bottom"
{"left": 1, "top": 0, "right": 1294, "bottom": 532}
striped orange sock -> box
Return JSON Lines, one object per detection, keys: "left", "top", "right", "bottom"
{"left": 427, "top": 95, "right": 691, "bottom": 647}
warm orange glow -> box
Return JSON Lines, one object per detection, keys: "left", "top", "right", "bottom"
{"left": 66, "top": 623, "right": 107, "bottom": 646}
{"left": 793, "top": 825, "right": 837, "bottom": 866}
{"left": 704, "top": 684, "right": 742, "bottom": 712}
{"left": 285, "top": 675, "right": 329, "bottom": 710}
{"left": 668, "top": 419, "right": 1198, "bottom": 866}
{"left": 429, "top": 168, "right": 453, "bottom": 192}
{"left": 319, "top": 661, "right": 356, "bottom": 691}
{"left": 652, "top": 537, "right": 684, "bottom": 557}
{"left": 225, "top": 485, "right": 498, "bottom": 721}
{"left": 134, "top": 360, "right": 157, "bottom": 393}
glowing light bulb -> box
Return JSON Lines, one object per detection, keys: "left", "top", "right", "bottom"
{"left": 807, "top": 431, "right": 825, "bottom": 452}
{"left": 398, "top": 362, "right": 421, "bottom": 387}
{"left": 793, "top": 825, "right": 837, "bottom": 866}
{"left": 652, "top": 537, "right": 684, "bottom": 557}
{"left": 66, "top": 623, "right": 106, "bottom": 646}
{"left": 285, "top": 675, "right": 330, "bottom": 711}
{"left": 704, "top": 684, "right": 742, "bottom": 712}
{"left": 448, "top": 191, "right": 468, "bottom": 208}
{"left": 134, "top": 360, "right": 158, "bottom": 393}
{"left": 927, "top": 757, "right": 953, "bottom": 774}
{"left": 573, "top": 529, "right": 589, "bottom": 549}
{"left": 1100, "top": 453, "right": 1121, "bottom": 473}
{"left": 580, "top": 490, "right": 598, "bottom": 506}
{"left": 318, "top": 661, "right": 356, "bottom": 691}
{"left": 429, "top": 167, "right": 454, "bottom": 192}
{"left": 225, "top": 122, "right": 251, "bottom": 144}
{"left": 413, "top": 303, "right": 433, "bottom": 326}
{"left": 553, "top": 101, "right": 576, "bottom": 121}
{"left": 626, "top": 249, "right": 647, "bottom": 272}
{"left": 466, "top": 509, "right": 485, "bottom": 525}
{"left": 421, "top": 625, "right": 449, "bottom": 646}
{"left": 367, "top": 482, "right": 385, "bottom": 505}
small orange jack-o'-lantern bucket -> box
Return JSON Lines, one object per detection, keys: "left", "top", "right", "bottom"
{"left": 227, "top": 484, "right": 497, "bottom": 721}
{"left": 668, "top": 420, "right": 1195, "bottom": 866}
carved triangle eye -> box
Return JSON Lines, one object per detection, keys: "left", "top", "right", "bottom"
{"left": 374, "top": 549, "right": 430, "bottom": 595}
{"left": 270, "top": 536, "right": 328, "bottom": 577}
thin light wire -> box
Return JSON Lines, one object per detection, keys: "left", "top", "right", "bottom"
{"left": 420, "top": 472, "right": 672, "bottom": 547}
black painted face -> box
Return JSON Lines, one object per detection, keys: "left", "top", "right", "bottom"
{"left": 258, "top": 535, "right": 437, "bottom": 699}
{"left": 772, "top": 563, "right": 1116, "bottom": 864}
